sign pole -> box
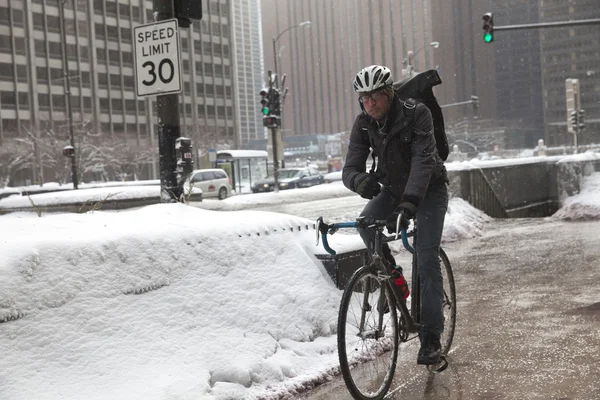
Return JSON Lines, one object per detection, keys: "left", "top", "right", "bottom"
{"left": 152, "top": 0, "right": 181, "bottom": 202}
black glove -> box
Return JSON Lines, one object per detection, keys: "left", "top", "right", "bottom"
{"left": 386, "top": 202, "right": 418, "bottom": 233}
{"left": 353, "top": 173, "right": 381, "bottom": 199}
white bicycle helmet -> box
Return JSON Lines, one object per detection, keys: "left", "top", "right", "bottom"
{"left": 353, "top": 65, "right": 393, "bottom": 93}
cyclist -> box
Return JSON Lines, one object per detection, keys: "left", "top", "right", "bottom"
{"left": 342, "top": 64, "right": 449, "bottom": 365}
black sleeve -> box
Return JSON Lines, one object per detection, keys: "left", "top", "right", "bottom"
{"left": 342, "top": 115, "right": 370, "bottom": 192}
{"left": 402, "top": 103, "right": 437, "bottom": 205}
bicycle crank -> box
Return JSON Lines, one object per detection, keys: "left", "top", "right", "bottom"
{"left": 426, "top": 356, "right": 448, "bottom": 374}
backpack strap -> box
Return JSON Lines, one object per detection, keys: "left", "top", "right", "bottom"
{"left": 400, "top": 98, "right": 417, "bottom": 162}
{"left": 403, "top": 98, "right": 417, "bottom": 124}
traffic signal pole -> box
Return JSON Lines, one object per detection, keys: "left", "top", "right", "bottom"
{"left": 494, "top": 18, "right": 600, "bottom": 32}
{"left": 59, "top": 0, "right": 78, "bottom": 189}
{"left": 153, "top": 0, "right": 181, "bottom": 202}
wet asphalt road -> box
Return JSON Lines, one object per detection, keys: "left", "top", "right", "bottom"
{"left": 295, "top": 218, "right": 600, "bottom": 400}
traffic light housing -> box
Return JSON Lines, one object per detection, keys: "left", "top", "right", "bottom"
{"left": 570, "top": 110, "right": 578, "bottom": 131}
{"left": 263, "top": 115, "right": 281, "bottom": 128}
{"left": 482, "top": 13, "right": 494, "bottom": 43}
{"left": 175, "top": 137, "right": 194, "bottom": 179}
{"left": 260, "top": 88, "right": 270, "bottom": 116}
{"left": 174, "top": 0, "right": 202, "bottom": 28}
{"left": 470, "top": 95, "right": 480, "bottom": 114}
{"left": 271, "top": 88, "right": 281, "bottom": 116}
{"left": 578, "top": 109, "right": 586, "bottom": 131}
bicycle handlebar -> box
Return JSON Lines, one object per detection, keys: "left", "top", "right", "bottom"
{"left": 316, "top": 217, "right": 415, "bottom": 256}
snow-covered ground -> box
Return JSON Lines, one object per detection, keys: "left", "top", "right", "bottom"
{"left": 552, "top": 172, "right": 600, "bottom": 221}
{"left": 0, "top": 172, "right": 598, "bottom": 400}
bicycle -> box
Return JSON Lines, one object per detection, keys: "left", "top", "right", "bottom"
{"left": 315, "top": 215, "right": 456, "bottom": 400}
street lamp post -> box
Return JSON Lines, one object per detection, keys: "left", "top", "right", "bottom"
{"left": 59, "top": 0, "right": 78, "bottom": 189}
{"left": 272, "top": 21, "right": 311, "bottom": 89}
{"left": 404, "top": 41, "right": 440, "bottom": 78}
{"left": 268, "top": 20, "right": 311, "bottom": 190}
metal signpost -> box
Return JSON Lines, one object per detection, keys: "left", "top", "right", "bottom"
{"left": 133, "top": 17, "right": 183, "bottom": 201}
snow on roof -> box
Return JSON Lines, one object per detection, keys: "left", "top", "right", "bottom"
{"left": 217, "top": 150, "right": 268, "bottom": 159}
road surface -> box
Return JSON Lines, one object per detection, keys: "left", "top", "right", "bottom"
{"left": 294, "top": 218, "right": 600, "bottom": 400}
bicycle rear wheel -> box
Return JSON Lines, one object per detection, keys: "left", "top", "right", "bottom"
{"left": 439, "top": 248, "right": 456, "bottom": 355}
{"left": 338, "top": 265, "right": 399, "bottom": 400}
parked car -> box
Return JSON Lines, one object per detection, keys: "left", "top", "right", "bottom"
{"left": 323, "top": 171, "right": 343, "bottom": 183}
{"left": 186, "top": 168, "right": 232, "bottom": 200}
{"left": 251, "top": 167, "right": 324, "bottom": 193}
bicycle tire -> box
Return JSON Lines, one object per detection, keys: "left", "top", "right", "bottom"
{"left": 439, "top": 248, "right": 456, "bottom": 355}
{"left": 338, "top": 265, "right": 399, "bottom": 400}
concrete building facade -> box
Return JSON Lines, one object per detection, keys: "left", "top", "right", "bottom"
{"left": 230, "top": 0, "right": 264, "bottom": 147}
{"left": 0, "top": 0, "right": 239, "bottom": 183}
{"left": 539, "top": 0, "right": 600, "bottom": 146}
{"left": 260, "top": 0, "right": 444, "bottom": 140}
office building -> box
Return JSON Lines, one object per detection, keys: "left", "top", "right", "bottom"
{"left": 0, "top": 0, "right": 235, "bottom": 183}
{"left": 230, "top": 0, "right": 264, "bottom": 147}
{"left": 539, "top": 0, "right": 600, "bottom": 146}
{"left": 260, "top": 0, "right": 439, "bottom": 140}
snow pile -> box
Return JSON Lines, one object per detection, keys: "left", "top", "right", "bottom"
{"left": 0, "top": 204, "right": 348, "bottom": 400}
{"left": 195, "top": 181, "right": 354, "bottom": 211}
{"left": 442, "top": 197, "right": 493, "bottom": 242}
{"left": 552, "top": 172, "right": 600, "bottom": 221}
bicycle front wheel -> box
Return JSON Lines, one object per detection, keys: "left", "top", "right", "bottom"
{"left": 439, "top": 248, "right": 457, "bottom": 355}
{"left": 338, "top": 265, "right": 399, "bottom": 400}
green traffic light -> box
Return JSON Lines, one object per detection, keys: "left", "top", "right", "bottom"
{"left": 262, "top": 107, "right": 269, "bottom": 115}
{"left": 483, "top": 32, "right": 493, "bottom": 43}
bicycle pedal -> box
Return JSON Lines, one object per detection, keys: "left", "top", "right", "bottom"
{"left": 426, "top": 356, "right": 448, "bottom": 374}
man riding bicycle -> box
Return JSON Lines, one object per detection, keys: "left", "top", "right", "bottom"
{"left": 342, "top": 64, "right": 449, "bottom": 365}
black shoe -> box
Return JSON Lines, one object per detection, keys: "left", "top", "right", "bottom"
{"left": 417, "top": 332, "right": 442, "bottom": 365}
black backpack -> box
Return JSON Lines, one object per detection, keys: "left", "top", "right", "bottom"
{"left": 393, "top": 69, "right": 449, "bottom": 161}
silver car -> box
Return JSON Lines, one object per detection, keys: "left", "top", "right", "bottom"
{"left": 187, "top": 169, "right": 232, "bottom": 200}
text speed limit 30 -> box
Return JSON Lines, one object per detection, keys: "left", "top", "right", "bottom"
{"left": 133, "top": 19, "right": 182, "bottom": 97}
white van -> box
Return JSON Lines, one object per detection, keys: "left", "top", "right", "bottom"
{"left": 187, "top": 169, "right": 232, "bottom": 200}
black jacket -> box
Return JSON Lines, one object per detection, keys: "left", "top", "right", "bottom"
{"left": 342, "top": 94, "right": 447, "bottom": 205}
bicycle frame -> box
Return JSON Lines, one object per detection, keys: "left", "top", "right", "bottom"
{"left": 316, "top": 217, "right": 421, "bottom": 338}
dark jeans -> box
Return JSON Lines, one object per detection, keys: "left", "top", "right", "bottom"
{"left": 357, "top": 183, "right": 449, "bottom": 337}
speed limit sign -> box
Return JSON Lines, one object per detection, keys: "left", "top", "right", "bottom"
{"left": 133, "top": 18, "right": 182, "bottom": 97}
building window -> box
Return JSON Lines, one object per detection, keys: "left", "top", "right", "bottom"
{"left": 52, "top": 94, "right": 66, "bottom": 109}
{"left": 0, "top": 63, "right": 14, "bottom": 79}
{"left": 113, "top": 123, "right": 124, "bottom": 133}
{"left": 138, "top": 100, "right": 145, "bottom": 112}
{"left": 1, "top": 92, "right": 16, "bottom": 108}
{"left": 119, "top": 3, "right": 130, "bottom": 17}
{"left": 16, "top": 65, "right": 27, "bottom": 83}
{"left": 95, "top": 23, "right": 105, "bottom": 39}
{"left": 125, "top": 99, "right": 136, "bottom": 111}
{"left": 49, "top": 42, "right": 62, "bottom": 59}
{"left": 120, "top": 27, "right": 132, "bottom": 43}
{"left": 0, "top": 35, "right": 11, "bottom": 52}
{"left": 83, "top": 96, "right": 92, "bottom": 111}
{"left": 38, "top": 94, "right": 50, "bottom": 109}
{"left": 109, "top": 49, "right": 121, "bottom": 66}
{"left": 99, "top": 98, "right": 109, "bottom": 111}
{"left": 34, "top": 39, "right": 47, "bottom": 57}
{"left": 110, "top": 74, "right": 121, "bottom": 89}
{"left": 98, "top": 73, "right": 108, "bottom": 88}
{"left": 46, "top": 15, "right": 60, "bottom": 33}
{"left": 1, "top": 119, "right": 18, "bottom": 136}
{"left": 111, "top": 98, "right": 123, "bottom": 111}
{"left": 81, "top": 71, "right": 91, "bottom": 88}
{"left": 78, "top": 20, "right": 88, "bottom": 37}
{"left": 18, "top": 92, "right": 29, "bottom": 109}
{"left": 122, "top": 52, "right": 133, "bottom": 66}
{"left": 14, "top": 37, "right": 26, "bottom": 55}
{"left": 123, "top": 75, "right": 134, "bottom": 88}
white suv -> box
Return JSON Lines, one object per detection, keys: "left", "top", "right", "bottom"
{"left": 187, "top": 169, "right": 232, "bottom": 200}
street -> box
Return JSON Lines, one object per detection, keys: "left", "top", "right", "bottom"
{"left": 293, "top": 217, "right": 600, "bottom": 400}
